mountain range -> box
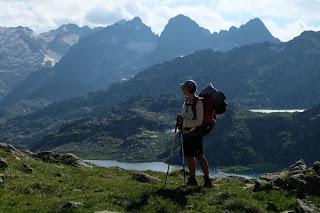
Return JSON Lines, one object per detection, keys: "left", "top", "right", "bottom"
{"left": 0, "top": 24, "right": 94, "bottom": 101}
{"left": 0, "top": 15, "right": 280, "bottom": 108}
{"left": 17, "top": 29, "right": 317, "bottom": 114}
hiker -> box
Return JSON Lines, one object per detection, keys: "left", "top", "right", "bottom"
{"left": 177, "top": 80, "right": 213, "bottom": 187}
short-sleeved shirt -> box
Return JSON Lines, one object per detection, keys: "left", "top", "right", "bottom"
{"left": 181, "top": 96, "right": 204, "bottom": 129}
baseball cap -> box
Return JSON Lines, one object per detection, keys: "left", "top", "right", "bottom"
{"left": 180, "top": 80, "right": 197, "bottom": 93}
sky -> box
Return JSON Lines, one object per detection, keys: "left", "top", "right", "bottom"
{"left": 0, "top": 0, "right": 320, "bottom": 41}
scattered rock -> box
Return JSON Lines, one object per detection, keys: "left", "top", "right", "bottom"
{"left": 31, "top": 183, "right": 53, "bottom": 193}
{"left": 255, "top": 159, "right": 320, "bottom": 196}
{"left": 62, "top": 201, "right": 83, "bottom": 209}
{"left": 185, "top": 204, "right": 193, "bottom": 210}
{"left": 0, "top": 158, "right": 8, "bottom": 170}
{"left": 296, "top": 199, "right": 319, "bottom": 213}
{"left": 253, "top": 180, "right": 273, "bottom": 192}
{"left": 55, "top": 173, "right": 64, "bottom": 177}
{"left": 0, "top": 174, "right": 4, "bottom": 184}
{"left": 281, "top": 211, "right": 295, "bottom": 213}
{"left": 35, "top": 151, "right": 89, "bottom": 167}
{"left": 266, "top": 201, "right": 280, "bottom": 212}
{"left": 21, "top": 163, "right": 34, "bottom": 174}
{"left": 132, "top": 173, "right": 160, "bottom": 183}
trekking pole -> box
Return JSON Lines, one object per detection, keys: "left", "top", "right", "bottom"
{"left": 180, "top": 131, "right": 186, "bottom": 184}
{"left": 163, "top": 129, "right": 178, "bottom": 188}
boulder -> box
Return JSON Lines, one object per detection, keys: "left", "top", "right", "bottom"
{"left": 21, "top": 163, "right": 34, "bottom": 174}
{"left": 280, "top": 211, "right": 295, "bottom": 213}
{"left": 35, "top": 152, "right": 89, "bottom": 167}
{"left": 62, "top": 201, "right": 83, "bottom": 209}
{"left": 296, "top": 199, "right": 319, "bottom": 213}
{"left": 55, "top": 173, "right": 64, "bottom": 177}
{"left": 0, "top": 174, "right": 4, "bottom": 184}
{"left": 185, "top": 205, "right": 193, "bottom": 210}
{"left": 132, "top": 173, "right": 160, "bottom": 183}
{"left": 0, "top": 159, "right": 8, "bottom": 170}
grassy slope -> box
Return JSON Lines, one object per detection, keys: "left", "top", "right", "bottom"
{"left": 1, "top": 149, "right": 320, "bottom": 213}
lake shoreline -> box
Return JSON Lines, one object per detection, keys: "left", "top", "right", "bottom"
{"left": 85, "top": 160, "right": 285, "bottom": 179}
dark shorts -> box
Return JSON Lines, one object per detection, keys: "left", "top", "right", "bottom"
{"left": 181, "top": 130, "right": 203, "bottom": 157}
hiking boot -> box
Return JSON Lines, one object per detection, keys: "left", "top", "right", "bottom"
{"left": 203, "top": 176, "right": 212, "bottom": 188}
{"left": 187, "top": 176, "right": 198, "bottom": 186}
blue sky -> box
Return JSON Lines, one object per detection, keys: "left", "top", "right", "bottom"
{"left": 0, "top": 0, "right": 319, "bottom": 41}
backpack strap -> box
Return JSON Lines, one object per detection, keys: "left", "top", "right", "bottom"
{"left": 191, "top": 96, "right": 201, "bottom": 120}
{"left": 185, "top": 96, "right": 202, "bottom": 120}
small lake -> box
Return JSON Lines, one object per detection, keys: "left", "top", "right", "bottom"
{"left": 85, "top": 160, "right": 282, "bottom": 179}
{"left": 249, "top": 109, "right": 306, "bottom": 113}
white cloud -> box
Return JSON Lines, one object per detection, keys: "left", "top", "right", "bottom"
{"left": 0, "top": 0, "right": 319, "bottom": 41}
{"left": 265, "top": 19, "right": 320, "bottom": 41}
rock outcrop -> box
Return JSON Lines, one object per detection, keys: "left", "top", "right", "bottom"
{"left": 132, "top": 173, "right": 160, "bottom": 183}
{"left": 296, "top": 199, "right": 319, "bottom": 213}
{"left": 0, "top": 143, "right": 89, "bottom": 167}
{"left": 255, "top": 159, "right": 320, "bottom": 196}
{"left": 34, "top": 151, "right": 89, "bottom": 167}
{"left": 0, "top": 143, "right": 25, "bottom": 157}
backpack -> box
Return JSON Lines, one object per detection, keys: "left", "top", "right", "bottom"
{"left": 200, "top": 83, "right": 227, "bottom": 114}
{"left": 191, "top": 83, "right": 227, "bottom": 136}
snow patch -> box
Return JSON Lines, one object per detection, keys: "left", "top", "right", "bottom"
{"left": 42, "top": 54, "right": 58, "bottom": 67}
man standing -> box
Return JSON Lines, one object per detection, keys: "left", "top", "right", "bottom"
{"left": 177, "top": 80, "right": 212, "bottom": 187}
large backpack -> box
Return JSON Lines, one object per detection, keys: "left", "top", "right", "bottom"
{"left": 200, "top": 83, "right": 227, "bottom": 114}
{"left": 191, "top": 83, "right": 227, "bottom": 136}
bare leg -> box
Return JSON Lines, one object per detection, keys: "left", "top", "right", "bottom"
{"left": 187, "top": 157, "right": 196, "bottom": 177}
{"left": 196, "top": 154, "right": 209, "bottom": 177}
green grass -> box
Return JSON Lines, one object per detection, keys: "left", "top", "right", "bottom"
{"left": 1, "top": 149, "right": 319, "bottom": 213}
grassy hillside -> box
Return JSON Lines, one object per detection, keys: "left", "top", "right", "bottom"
{"left": 1, "top": 146, "right": 319, "bottom": 213}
